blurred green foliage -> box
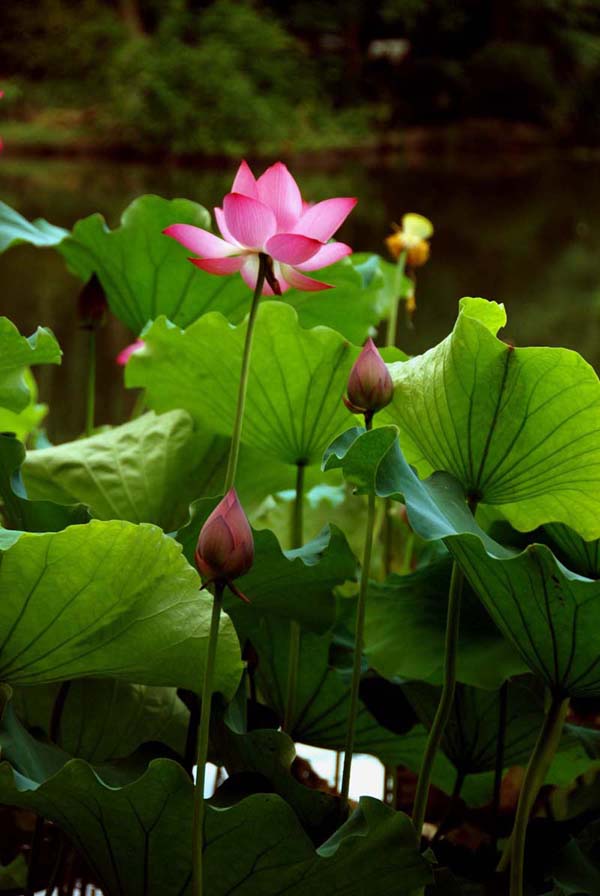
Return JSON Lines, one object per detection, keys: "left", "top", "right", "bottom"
{"left": 1, "top": 0, "right": 600, "bottom": 153}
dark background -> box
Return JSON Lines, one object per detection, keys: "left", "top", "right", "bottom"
{"left": 2, "top": 0, "right": 600, "bottom": 156}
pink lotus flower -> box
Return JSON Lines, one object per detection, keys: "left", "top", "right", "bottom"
{"left": 164, "top": 161, "right": 357, "bottom": 295}
{"left": 195, "top": 489, "right": 254, "bottom": 602}
{"left": 116, "top": 340, "right": 144, "bottom": 366}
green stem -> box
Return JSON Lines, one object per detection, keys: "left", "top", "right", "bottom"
{"left": 340, "top": 429, "right": 377, "bottom": 811}
{"left": 283, "top": 461, "right": 305, "bottom": 732}
{"left": 85, "top": 329, "right": 96, "bottom": 437}
{"left": 385, "top": 250, "right": 407, "bottom": 347}
{"left": 223, "top": 254, "right": 267, "bottom": 493}
{"left": 509, "top": 695, "right": 569, "bottom": 896}
{"left": 192, "top": 584, "right": 224, "bottom": 896}
{"left": 412, "top": 561, "right": 465, "bottom": 839}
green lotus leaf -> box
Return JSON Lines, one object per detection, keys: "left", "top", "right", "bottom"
{"left": 0, "top": 692, "right": 431, "bottom": 896}
{"left": 0, "top": 433, "right": 90, "bottom": 534}
{"left": 448, "top": 536, "right": 600, "bottom": 698}
{"left": 364, "top": 558, "right": 527, "bottom": 689}
{"left": 0, "top": 370, "right": 48, "bottom": 442}
{"left": 383, "top": 296, "right": 600, "bottom": 538}
{"left": 0, "top": 318, "right": 61, "bottom": 414}
{"left": 58, "top": 195, "right": 232, "bottom": 333}
{"left": 327, "top": 426, "right": 600, "bottom": 697}
{"left": 0, "top": 519, "right": 242, "bottom": 696}
{"left": 178, "top": 496, "right": 357, "bottom": 632}
{"left": 0, "top": 200, "right": 68, "bottom": 252}
{"left": 128, "top": 302, "right": 361, "bottom": 467}
{"left": 214, "top": 727, "right": 339, "bottom": 842}
{"left": 22, "top": 410, "right": 205, "bottom": 530}
{"left": 0, "top": 855, "right": 26, "bottom": 889}
{"left": 230, "top": 608, "right": 415, "bottom": 763}
{"left": 13, "top": 679, "right": 188, "bottom": 762}
{"left": 282, "top": 253, "right": 391, "bottom": 343}
{"left": 403, "top": 678, "right": 600, "bottom": 789}
{"left": 543, "top": 523, "right": 600, "bottom": 579}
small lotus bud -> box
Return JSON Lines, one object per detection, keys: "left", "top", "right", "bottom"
{"left": 78, "top": 274, "right": 107, "bottom": 331}
{"left": 195, "top": 489, "right": 254, "bottom": 598}
{"left": 344, "top": 338, "right": 394, "bottom": 419}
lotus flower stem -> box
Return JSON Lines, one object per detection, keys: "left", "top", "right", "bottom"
{"left": 283, "top": 460, "right": 305, "bottom": 732}
{"left": 223, "top": 254, "right": 267, "bottom": 493}
{"left": 508, "top": 694, "right": 569, "bottom": 896}
{"left": 192, "top": 583, "right": 224, "bottom": 896}
{"left": 340, "top": 421, "right": 377, "bottom": 812}
{"left": 412, "top": 560, "right": 465, "bottom": 838}
{"left": 85, "top": 330, "right": 96, "bottom": 437}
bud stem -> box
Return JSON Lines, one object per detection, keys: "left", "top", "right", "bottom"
{"left": 223, "top": 254, "right": 268, "bottom": 493}
{"left": 283, "top": 461, "right": 305, "bottom": 732}
{"left": 340, "top": 417, "right": 376, "bottom": 813}
{"left": 192, "top": 583, "right": 224, "bottom": 896}
{"left": 85, "top": 330, "right": 96, "bottom": 437}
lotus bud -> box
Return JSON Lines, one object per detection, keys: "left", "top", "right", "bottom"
{"left": 195, "top": 489, "right": 254, "bottom": 600}
{"left": 78, "top": 274, "right": 107, "bottom": 331}
{"left": 344, "top": 338, "right": 394, "bottom": 421}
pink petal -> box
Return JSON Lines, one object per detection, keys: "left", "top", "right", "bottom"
{"left": 164, "top": 224, "right": 236, "bottom": 258}
{"left": 280, "top": 265, "right": 332, "bottom": 292}
{"left": 223, "top": 193, "right": 277, "bottom": 250}
{"left": 240, "top": 256, "right": 276, "bottom": 296}
{"left": 293, "top": 197, "right": 357, "bottom": 242}
{"left": 256, "top": 162, "right": 303, "bottom": 230}
{"left": 116, "top": 340, "right": 144, "bottom": 366}
{"left": 190, "top": 256, "right": 244, "bottom": 275}
{"left": 265, "top": 233, "right": 323, "bottom": 265}
{"left": 297, "top": 241, "right": 352, "bottom": 271}
{"left": 231, "top": 160, "right": 259, "bottom": 199}
{"left": 214, "top": 207, "right": 241, "bottom": 246}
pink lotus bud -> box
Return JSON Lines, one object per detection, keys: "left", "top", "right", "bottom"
{"left": 344, "top": 338, "right": 394, "bottom": 419}
{"left": 195, "top": 489, "right": 254, "bottom": 598}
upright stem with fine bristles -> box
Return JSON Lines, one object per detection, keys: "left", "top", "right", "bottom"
{"left": 283, "top": 461, "right": 305, "bottom": 732}
{"left": 340, "top": 416, "right": 376, "bottom": 812}
{"left": 192, "top": 584, "right": 224, "bottom": 896}
{"left": 223, "top": 254, "right": 267, "bottom": 493}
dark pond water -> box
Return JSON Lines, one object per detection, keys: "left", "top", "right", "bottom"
{"left": 1, "top": 149, "right": 599, "bottom": 442}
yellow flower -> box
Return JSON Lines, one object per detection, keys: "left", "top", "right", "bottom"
{"left": 385, "top": 213, "right": 433, "bottom": 268}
